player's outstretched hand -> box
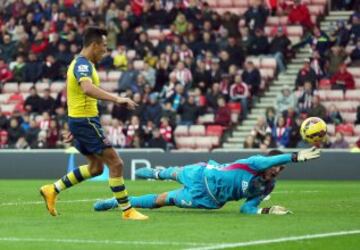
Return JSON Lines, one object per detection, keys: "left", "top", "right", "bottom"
{"left": 295, "top": 147, "right": 320, "bottom": 162}
{"left": 269, "top": 205, "right": 293, "bottom": 215}
{"left": 62, "top": 131, "right": 74, "bottom": 143}
{"left": 116, "top": 97, "right": 138, "bottom": 110}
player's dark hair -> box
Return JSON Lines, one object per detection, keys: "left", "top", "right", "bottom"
{"left": 267, "top": 149, "right": 283, "bottom": 156}
{"left": 83, "top": 26, "right": 107, "bottom": 47}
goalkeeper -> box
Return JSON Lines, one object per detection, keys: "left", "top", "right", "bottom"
{"left": 94, "top": 148, "right": 320, "bottom": 215}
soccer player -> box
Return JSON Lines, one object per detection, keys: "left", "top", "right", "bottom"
{"left": 40, "top": 27, "right": 148, "bottom": 220}
{"left": 94, "top": 147, "right": 320, "bottom": 215}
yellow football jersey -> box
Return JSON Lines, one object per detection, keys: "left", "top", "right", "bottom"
{"left": 67, "top": 56, "right": 100, "bottom": 117}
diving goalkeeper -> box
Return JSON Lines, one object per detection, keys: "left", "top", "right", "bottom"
{"left": 94, "top": 148, "right": 320, "bottom": 215}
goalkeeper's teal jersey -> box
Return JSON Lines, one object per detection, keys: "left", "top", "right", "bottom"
{"left": 203, "top": 154, "right": 293, "bottom": 213}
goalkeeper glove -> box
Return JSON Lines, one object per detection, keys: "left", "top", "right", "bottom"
{"left": 259, "top": 205, "right": 293, "bottom": 215}
{"left": 292, "top": 147, "right": 320, "bottom": 162}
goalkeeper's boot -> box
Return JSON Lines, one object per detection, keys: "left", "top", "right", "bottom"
{"left": 122, "top": 208, "right": 149, "bottom": 220}
{"left": 40, "top": 184, "right": 58, "bottom": 216}
{"left": 135, "top": 167, "right": 158, "bottom": 180}
{"left": 93, "top": 198, "right": 118, "bottom": 211}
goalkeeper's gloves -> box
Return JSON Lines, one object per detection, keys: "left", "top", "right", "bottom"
{"left": 292, "top": 147, "right": 320, "bottom": 162}
{"left": 258, "top": 205, "right": 293, "bottom": 215}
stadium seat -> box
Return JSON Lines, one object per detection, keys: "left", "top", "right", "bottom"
{"left": 260, "top": 68, "right": 275, "bottom": 79}
{"left": 345, "top": 45, "right": 355, "bottom": 55}
{"left": 98, "top": 71, "right": 108, "bottom": 81}
{"left": 348, "top": 68, "right": 360, "bottom": 78}
{"left": 288, "top": 36, "right": 301, "bottom": 44}
{"left": 354, "top": 125, "right": 360, "bottom": 135}
{"left": 245, "top": 57, "right": 260, "bottom": 68}
{"left": 327, "top": 124, "right": 335, "bottom": 135}
{"left": 174, "top": 125, "right": 189, "bottom": 136}
{"left": 101, "top": 81, "right": 117, "bottom": 92}
{"left": 0, "top": 94, "right": 10, "bottom": 104}
{"left": 35, "top": 82, "right": 50, "bottom": 93}
{"left": 336, "top": 123, "right": 354, "bottom": 136}
{"left": 19, "top": 82, "right": 34, "bottom": 93}
{"left": 198, "top": 114, "right": 215, "bottom": 124}
{"left": 344, "top": 136, "right": 359, "bottom": 145}
{"left": 218, "top": 0, "right": 232, "bottom": 7}
{"left": 175, "top": 136, "right": 195, "bottom": 149}
{"left": 287, "top": 26, "right": 303, "bottom": 37}
{"left": 207, "top": 0, "right": 217, "bottom": 7}
{"left": 3, "top": 83, "right": 19, "bottom": 93}
{"left": 195, "top": 137, "right": 213, "bottom": 150}
{"left": 345, "top": 90, "right": 360, "bottom": 101}
{"left": 356, "top": 78, "right": 360, "bottom": 89}
{"left": 326, "top": 90, "right": 344, "bottom": 101}
{"left": 227, "top": 102, "right": 241, "bottom": 113}
{"left": 231, "top": 113, "right": 239, "bottom": 123}
{"left": 189, "top": 125, "right": 206, "bottom": 136}
{"left": 147, "top": 29, "right": 161, "bottom": 39}
{"left": 311, "top": 0, "right": 327, "bottom": 4}
{"left": 261, "top": 58, "right": 277, "bottom": 69}
{"left": 134, "top": 60, "right": 144, "bottom": 70}
{"left": 107, "top": 71, "right": 121, "bottom": 81}
{"left": 100, "top": 114, "right": 112, "bottom": 125}
{"left": 308, "top": 5, "right": 324, "bottom": 15}
{"left": 341, "top": 112, "right": 357, "bottom": 123}
{"left": 233, "top": 0, "right": 249, "bottom": 7}
{"left": 126, "top": 50, "right": 136, "bottom": 60}
{"left": 50, "top": 82, "right": 65, "bottom": 93}
{"left": 207, "top": 125, "right": 224, "bottom": 136}
{"left": 1, "top": 104, "right": 15, "bottom": 115}
{"left": 210, "top": 136, "right": 220, "bottom": 146}
{"left": 279, "top": 16, "right": 289, "bottom": 25}
{"left": 266, "top": 16, "right": 280, "bottom": 26}
{"left": 318, "top": 79, "right": 331, "bottom": 89}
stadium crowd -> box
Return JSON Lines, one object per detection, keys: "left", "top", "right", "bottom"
{"left": 0, "top": 0, "right": 360, "bottom": 150}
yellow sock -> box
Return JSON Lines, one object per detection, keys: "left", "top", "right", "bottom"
{"left": 109, "top": 177, "right": 132, "bottom": 211}
{"left": 54, "top": 165, "right": 92, "bottom": 193}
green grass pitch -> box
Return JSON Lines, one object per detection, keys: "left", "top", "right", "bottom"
{"left": 0, "top": 180, "right": 359, "bottom": 250}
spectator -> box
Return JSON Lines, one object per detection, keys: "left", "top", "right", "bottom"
{"left": 148, "top": 128, "right": 167, "bottom": 150}
{"left": 41, "top": 88, "right": 56, "bottom": 114}
{"left": 171, "top": 61, "right": 193, "bottom": 87}
{"left": 31, "top": 32, "right": 48, "bottom": 56}
{"left": 295, "top": 27, "right": 330, "bottom": 57}
{"left": 242, "top": 61, "right": 261, "bottom": 96}
{"left": 356, "top": 106, "right": 360, "bottom": 125}
{"left": 310, "top": 50, "right": 326, "bottom": 80}
{"left": 225, "top": 36, "right": 245, "bottom": 67}
{"left": 272, "top": 116, "right": 291, "bottom": 148}
{"left": 198, "top": 32, "right": 218, "bottom": 56}
{"left": 330, "top": 64, "right": 355, "bottom": 90}
{"left": 42, "top": 55, "right": 61, "bottom": 82}
{"left": 247, "top": 28, "right": 269, "bottom": 56}
{"left": 143, "top": 94, "right": 162, "bottom": 126}
{"left": 330, "top": 132, "right": 349, "bottom": 149}
{"left": 126, "top": 115, "right": 144, "bottom": 144}
{"left": 308, "top": 96, "right": 327, "bottom": 121}
{"left": 244, "top": 0, "right": 269, "bottom": 32}
{"left": 161, "top": 102, "right": 177, "bottom": 128}
{"left": 295, "top": 59, "right": 317, "bottom": 90}
{"left": 15, "top": 137, "right": 29, "bottom": 149}
{"left": 208, "top": 58, "right": 222, "bottom": 84}
{"left": 326, "top": 46, "right": 347, "bottom": 76}
{"left": 219, "top": 50, "right": 232, "bottom": 73}
{"left": 167, "top": 83, "right": 186, "bottom": 112}
{"left": 24, "top": 86, "right": 42, "bottom": 114}
{"left": 24, "top": 53, "right": 42, "bottom": 83}
{"left": 288, "top": 0, "right": 313, "bottom": 30}
{"left": 159, "top": 117, "right": 173, "bottom": 143}
{"left": 135, "top": 32, "right": 154, "bottom": 58}
{"left": 174, "top": 13, "right": 189, "bottom": 35}
{"left": 0, "top": 107, "right": 8, "bottom": 130}
{"left": 34, "top": 130, "right": 47, "bottom": 149}
{"left": 119, "top": 60, "right": 139, "bottom": 91}
{"left": 268, "top": 26, "right": 291, "bottom": 73}
{"left": 298, "top": 82, "right": 314, "bottom": 113}
{"left": 289, "top": 116, "right": 303, "bottom": 148}
{"left": 350, "top": 12, "right": 360, "bottom": 44}
{"left": 243, "top": 135, "right": 259, "bottom": 148}
{"left": 47, "top": 120, "right": 59, "bottom": 148}
{"left": 141, "top": 62, "right": 156, "bottom": 88}
{"left": 230, "top": 75, "right": 250, "bottom": 118}
{"left": 206, "top": 82, "right": 222, "bottom": 112}
{"left": 329, "top": 20, "right": 350, "bottom": 47}
{"left": 112, "top": 45, "right": 128, "bottom": 70}
{"left": 214, "top": 97, "right": 231, "bottom": 127}
{"left": 265, "top": 107, "right": 276, "bottom": 129}
{"left": 276, "top": 86, "right": 296, "bottom": 114}
{"left": 0, "top": 130, "right": 8, "bottom": 149}
{"left": 327, "top": 104, "right": 343, "bottom": 125}
{"left": 9, "top": 55, "right": 26, "bottom": 83}
{"left": 0, "top": 34, "right": 16, "bottom": 63}
{"left": 178, "top": 95, "right": 200, "bottom": 125}
{"left": 25, "top": 119, "right": 40, "bottom": 148}
{"left": 251, "top": 116, "right": 271, "bottom": 145}
{"left": 0, "top": 58, "right": 13, "bottom": 86}
{"left": 350, "top": 39, "right": 360, "bottom": 65}
{"left": 260, "top": 133, "right": 277, "bottom": 150}
{"left": 193, "top": 60, "right": 211, "bottom": 94}
{"left": 7, "top": 118, "right": 25, "bottom": 147}
{"left": 107, "top": 119, "right": 127, "bottom": 148}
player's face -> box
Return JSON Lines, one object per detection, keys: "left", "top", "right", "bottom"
{"left": 263, "top": 166, "right": 284, "bottom": 181}
{"left": 93, "top": 35, "right": 108, "bottom": 62}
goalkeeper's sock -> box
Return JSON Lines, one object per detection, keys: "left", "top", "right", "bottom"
{"left": 129, "top": 194, "right": 158, "bottom": 209}
{"left": 158, "top": 167, "right": 181, "bottom": 180}
{"left": 109, "top": 177, "right": 132, "bottom": 212}
{"left": 54, "top": 165, "right": 92, "bottom": 193}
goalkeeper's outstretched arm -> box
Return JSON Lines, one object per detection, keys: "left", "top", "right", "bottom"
{"left": 236, "top": 147, "right": 321, "bottom": 172}
{"left": 240, "top": 197, "right": 292, "bottom": 215}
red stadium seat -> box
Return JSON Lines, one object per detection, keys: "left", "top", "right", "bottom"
{"left": 336, "top": 123, "right": 354, "bottom": 136}
{"left": 189, "top": 125, "right": 206, "bottom": 136}
{"left": 318, "top": 79, "right": 331, "bottom": 89}
{"left": 207, "top": 125, "right": 224, "bottom": 136}
{"left": 280, "top": 16, "right": 289, "bottom": 25}
{"left": 227, "top": 102, "right": 241, "bottom": 113}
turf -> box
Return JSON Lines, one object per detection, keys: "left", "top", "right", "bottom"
{"left": 0, "top": 180, "right": 359, "bottom": 250}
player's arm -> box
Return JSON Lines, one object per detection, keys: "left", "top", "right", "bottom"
{"left": 237, "top": 147, "right": 320, "bottom": 172}
{"left": 240, "top": 197, "right": 292, "bottom": 215}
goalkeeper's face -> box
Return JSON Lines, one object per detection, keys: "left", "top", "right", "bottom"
{"left": 263, "top": 166, "right": 284, "bottom": 181}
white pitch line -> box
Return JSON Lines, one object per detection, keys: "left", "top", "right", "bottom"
{"left": 0, "top": 237, "right": 209, "bottom": 247}
{"left": 185, "top": 230, "right": 360, "bottom": 250}
{"left": 0, "top": 199, "right": 98, "bottom": 207}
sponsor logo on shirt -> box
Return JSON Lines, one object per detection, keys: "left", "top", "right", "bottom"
{"left": 77, "top": 64, "right": 89, "bottom": 73}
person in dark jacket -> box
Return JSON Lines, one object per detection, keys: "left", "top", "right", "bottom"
{"left": 225, "top": 36, "right": 245, "bottom": 66}
{"left": 143, "top": 94, "right": 163, "bottom": 126}
{"left": 269, "top": 27, "right": 291, "bottom": 72}
{"left": 24, "top": 86, "right": 43, "bottom": 114}
{"left": 242, "top": 61, "right": 261, "bottom": 96}
{"left": 244, "top": 1, "right": 269, "bottom": 32}
{"left": 41, "top": 88, "right": 56, "bottom": 114}
{"left": 7, "top": 118, "right": 25, "bottom": 147}
{"left": 295, "top": 59, "right": 317, "bottom": 90}
{"left": 247, "top": 29, "right": 269, "bottom": 56}
{"left": 148, "top": 128, "right": 167, "bottom": 150}
{"left": 25, "top": 119, "right": 40, "bottom": 148}
{"left": 178, "top": 95, "right": 200, "bottom": 125}
{"left": 24, "top": 52, "right": 42, "bottom": 83}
